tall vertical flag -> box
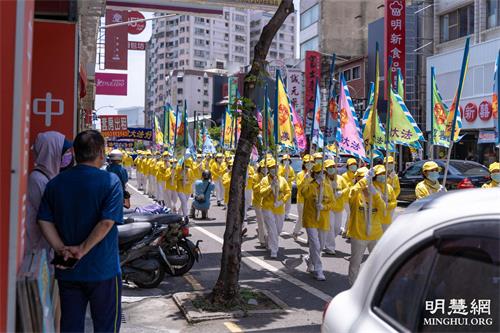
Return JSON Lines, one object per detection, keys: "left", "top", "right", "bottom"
{"left": 365, "top": 42, "right": 381, "bottom": 151}
{"left": 362, "top": 82, "right": 387, "bottom": 151}
{"left": 163, "top": 104, "right": 175, "bottom": 147}
{"left": 223, "top": 107, "right": 232, "bottom": 148}
{"left": 389, "top": 86, "right": 424, "bottom": 148}
{"left": 154, "top": 114, "right": 164, "bottom": 145}
{"left": 173, "top": 104, "right": 187, "bottom": 159}
{"left": 431, "top": 67, "right": 451, "bottom": 147}
{"left": 325, "top": 54, "right": 338, "bottom": 146}
{"left": 310, "top": 80, "right": 324, "bottom": 150}
{"left": 276, "top": 71, "right": 295, "bottom": 149}
{"left": 291, "top": 102, "right": 306, "bottom": 151}
{"left": 445, "top": 37, "right": 470, "bottom": 143}
{"left": 493, "top": 50, "right": 499, "bottom": 147}
{"left": 336, "top": 74, "right": 366, "bottom": 159}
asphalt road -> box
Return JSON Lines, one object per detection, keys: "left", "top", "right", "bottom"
{"left": 116, "top": 174, "right": 406, "bottom": 333}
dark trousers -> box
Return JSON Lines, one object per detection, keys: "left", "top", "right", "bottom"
{"left": 58, "top": 275, "right": 122, "bottom": 333}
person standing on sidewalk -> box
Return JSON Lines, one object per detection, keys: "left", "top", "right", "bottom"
{"left": 259, "top": 159, "right": 291, "bottom": 259}
{"left": 293, "top": 154, "right": 313, "bottom": 241}
{"left": 37, "top": 130, "right": 123, "bottom": 332}
{"left": 301, "top": 163, "right": 334, "bottom": 281}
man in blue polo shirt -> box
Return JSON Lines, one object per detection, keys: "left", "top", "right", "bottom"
{"left": 38, "top": 130, "right": 123, "bottom": 333}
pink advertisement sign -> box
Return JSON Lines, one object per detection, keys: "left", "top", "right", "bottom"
{"left": 95, "top": 73, "right": 127, "bottom": 96}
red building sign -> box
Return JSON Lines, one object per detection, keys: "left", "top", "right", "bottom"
{"left": 463, "top": 102, "right": 477, "bottom": 122}
{"left": 105, "top": 10, "right": 128, "bottom": 70}
{"left": 128, "top": 41, "right": 146, "bottom": 50}
{"left": 479, "top": 100, "right": 492, "bottom": 121}
{"left": 127, "top": 11, "right": 146, "bottom": 35}
{"left": 100, "top": 115, "right": 129, "bottom": 137}
{"left": 304, "top": 50, "right": 321, "bottom": 133}
{"left": 384, "top": 0, "right": 405, "bottom": 94}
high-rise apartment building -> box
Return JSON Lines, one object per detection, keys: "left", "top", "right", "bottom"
{"left": 145, "top": 8, "right": 251, "bottom": 122}
{"left": 250, "top": 10, "right": 297, "bottom": 63}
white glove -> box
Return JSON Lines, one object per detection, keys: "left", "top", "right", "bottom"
{"left": 335, "top": 190, "right": 343, "bottom": 197}
{"left": 316, "top": 203, "right": 324, "bottom": 211}
{"left": 364, "top": 169, "right": 375, "bottom": 182}
{"left": 368, "top": 183, "right": 377, "bottom": 195}
{"left": 274, "top": 200, "right": 283, "bottom": 208}
{"left": 382, "top": 192, "right": 389, "bottom": 203}
{"left": 438, "top": 185, "right": 446, "bottom": 192}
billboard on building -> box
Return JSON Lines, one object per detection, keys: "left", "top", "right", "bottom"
{"left": 384, "top": 0, "right": 406, "bottom": 94}
{"left": 105, "top": 10, "right": 128, "bottom": 70}
{"left": 304, "top": 51, "right": 321, "bottom": 134}
{"left": 95, "top": 73, "right": 128, "bottom": 96}
{"left": 100, "top": 115, "right": 129, "bottom": 137}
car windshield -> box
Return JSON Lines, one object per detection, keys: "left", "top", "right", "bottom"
{"left": 449, "top": 161, "right": 489, "bottom": 177}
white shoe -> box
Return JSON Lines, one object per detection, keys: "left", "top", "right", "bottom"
{"left": 270, "top": 253, "right": 278, "bottom": 259}
{"left": 323, "top": 249, "right": 336, "bottom": 255}
{"left": 314, "top": 271, "right": 326, "bottom": 281}
{"left": 305, "top": 257, "right": 314, "bottom": 273}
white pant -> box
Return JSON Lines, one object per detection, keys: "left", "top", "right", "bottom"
{"left": 262, "top": 210, "right": 284, "bottom": 256}
{"left": 244, "top": 189, "right": 252, "bottom": 221}
{"left": 148, "top": 175, "right": 155, "bottom": 196}
{"left": 165, "top": 190, "right": 178, "bottom": 212}
{"left": 293, "top": 203, "right": 304, "bottom": 235}
{"left": 285, "top": 197, "right": 291, "bottom": 218}
{"left": 214, "top": 180, "right": 223, "bottom": 202}
{"left": 306, "top": 228, "right": 327, "bottom": 273}
{"left": 324, "top": 211, "right": 343, "bottom": 251}
{"left": 157, "top": 182, "right": 165, "bottom": 202}
{"left": 137, "top": 172, "right": 143, "bottom": 189}
{"left": 126, "top": 166, "right": 132, "bottom": 179}
{"left": 349, "top": 238, "right": 378, "bottom": 285}
{"left": 254, "top": 207, "right": 267, "bottom": 244}
{"left": 341, "top": 203, "right": 350, "bottom": 232}
{"left": 178, "top": 192, "right": 189, "bottom": 217}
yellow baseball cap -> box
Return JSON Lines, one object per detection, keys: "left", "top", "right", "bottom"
{"left": 266, "top": 159, "right": 277, "bottom": 169}
{"left": 422, "top": 161, "right": 441, "bottom": 172}
{"left": 355, "top": 167, "right": 368, "bottom": 178}
{"left": 216, "top": 153, "right": 224, "bottom": 158}
{"left": 313, "top": 152, "right": 323, "bottom": 160}
{"left": 324, "top": 159, "right": 336, "bottom": 169}
{"left": 374, "top": 164, "right": 386, "bottom": 176}
{"left": 302, "top": 154, "right": 312, "bottom": 162}
{"left": 281, "top": 154, "right": 291, "bottom": 161}
{"left": 347, "top": 158, "right": 357, "bottom": 166}
{"left": 489, "top": 162, "right": 500, "bottom": 173}
{"left": 384, "top": 156, "right": 395, "bottom": 164}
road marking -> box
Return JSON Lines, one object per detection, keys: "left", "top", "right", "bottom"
{"left": 183, "top": 273, "right": 204, "bottom": 291}
{"left": 280, "top": 231, "right": 308, "bottom": 244}
{"left": 224, "top": 321, "right": 244, "bottom": 333}
{"left": 193, "top": 226, "right": 332, "bottom": 302}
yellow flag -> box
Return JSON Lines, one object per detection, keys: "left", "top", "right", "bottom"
{"left": 276, "top": 73, "right": 294, "bottom": 148}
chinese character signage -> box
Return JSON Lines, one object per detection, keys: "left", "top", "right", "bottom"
{"left": 105, "top": 10, "right": 128, "bottom": 70}
{"left": 95, "top": 73, "right": 127, "bottom": 96}
{"left": 118, "top": 127, "right": 154, "bottom": 141}
{"left": 287, "top": 68, "right": 304, "bottom": 119}
{"left": 100, "top": 115, "right": 128, "bottom": 137}
{"left": 107, "top": 140, "right": 135, "bottom": 149}
{"left": 127, "top": 11, "right": 146, "bottom": 35}
{"left": 305, "top": 51, "right": 321, "bottom": 134}
{"left": 384, "top": 0, "right": 405, "bottom": 95}
{"left": 128, "top": 41, "right": 146, "bottom": 51}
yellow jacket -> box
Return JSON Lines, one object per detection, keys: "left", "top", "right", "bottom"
{"left": 389, "top": 172, "right": 400, "bottom": 198}
{"left": 259, "top": 175, "right": 291, "bottom": 215}
{"left": 211, "top": 162, "right": 227, "bottom": 181}
{"left": 245, "top": 166, "right": 255, "bottom": 190}
{"left": 135, "top": 157, "right": 143, "bottom": 173}
{"left": 482, "top": 180, "right": 499, "bottom": 188}
{"left": 175, "top": 166, "right": 195, "bottom": 194}
{"left": 122, "top": 154, "right": 132, "bottom": 167}
{"left": 194, "top": 161, "right": 203, "bottom": 179}
{"left": 301, "top": 177, "right": 334, "bottom": 230}
{"left": 252, "top": 172, "right": 265, "bottom": 208}
{"left": 347, "top": 178, "right": 384, "bottom": 241}
{"left": 154, "top": 161, "right": 165, "bottom": 181}
{"left": 341, "top": 170, "right": 356, "bottom": 187}
{"left": 327, "top": 175, "right": 350, "bottom": 212}
{"left": 146, "top": 158, "right": 156, "bottom": 176}
{"left": 415, "top": 179, "right": 441, "bottom": 199}
{"left": 296, "top": 170, "right": 310, "bottom": 204}
{"left": 164, "top": 167, "right": 177, "bottom": 191}
{"left": 373, "top": 181, "right": 397, "bottom": 225}
{"left": 222, "top": 170, "right": 232, "bottom": 204}
{"left": 279, "top": 165, "right": 296, "bottom": 187}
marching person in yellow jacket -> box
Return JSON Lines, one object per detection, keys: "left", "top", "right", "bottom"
{"left": 164, "top": 158, "right": 178, "bottom": 213}
{"left": 384, "top": 156, "right": 400, "bottom": 199}
{"left": 123, "top": 151, "right": 134, "bottom": 179}
{"left": 415, "top": 161, "right": 445, "bottom": 199}
{"left": 136, "top": 153, "right": 145, "bottom": 190}
{"left": 153, "top": 156, "right": 163, "bottom": 199}
{"left": 279, "top": 154, "right": 296, "bottom": 221}
{"left": 347, "top": 167, "right": 385, "bottom": 285}
{"left": 155, "top": 154, "right": 167, "bottom": 205}
{"left": 222, "top": 159, "right": 233, "bottom": 208}
{"left": 259, "top": 159, "right": 291, "bottom": 258}
{"left": 146, "top": 154, "right": 158, "bottom": 197}
{"left": 176, "top": 157, "right": 195, "bottom": 217}
{"left": 210, "top": 153, "right": 226, "bottom": 206}
{"left": 323, "top": 159, "right": 350, "bottom": 255}
{"left": 372, "top": 165, "right": 397, "bottom": 232}
{"left": 340, "top": 158, "right": 358, "bottom": 236}
{"left": 482, "top": 162, "right": 500, "bottom": 188}
{"left": 293, "top": 154, "right": 314, "bottom": 240}
{"left": 301, "top": 164, "right": 335, "bottom": 281}
{"left": 243, "top": 163, "right": 255, "bottom": 226}
{"left": 252, "top": 160, "right": 268, "bottom": 247}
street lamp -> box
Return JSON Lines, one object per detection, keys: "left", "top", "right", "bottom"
{"left": 92, "top": 105, "right": 114, "bottom": 129}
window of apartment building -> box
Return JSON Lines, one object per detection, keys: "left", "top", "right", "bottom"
{"left": 160, "top": 74, "right": 164, "bottom": 80}
{"left": 180, "top": 27, "right": 185, "bottom": 33}
{"left": 440, "top": 4, "right": 474, "bottom": 42}
{"left": 180, "top": 15, "right": 185, "bottom": 22}
{"left": 352, "top": 66, "right": 361, "bottom": 80}
{"left": 224, "top": 12, "right": 230, "bottom": 20}
{"left": 179, "top": 37, "right": 185, "bottom": 44}
{"left": 216, "top": 61, "right": 224, "bottom": 69}
{"left": 270, "top": 51, "right": 277, "bottom": 58}
{"left": 194, "top": 60, "right": 206, "bottom": 68}
{"left": 159, "top": 85, "right": 163, "bottom": 91}
{"left": 194, "top": 49, "right": 205, "bottom": 57}
{"left": 344, "top": 69, "right": 351, "bottom": 81}
{"left": 301, "top": 4, "right": 319, "bottom": 30}
{"left": 160, "top": 42, "right": 164, "bottom": 48}
{"left": 177, "top": 76, "right": 183, "bottom": 82}
{"left": 224, "top": 33, "right": 229, "bottom": 41}
{"left": 487, "top": 0, "right": 500, "bottom": 29}
{"left": 234, "top": 55, "right": 245, "bottom": 63}
{"left": 204, "top": 76, "right": 209, "bottom": 84}
{"left": 179, "top": 49, "right": 185, "bottom": 55}
{"left": 178, "top": 88, "right": 183, "bottom": 95}
{"left": 195, "top": 17, "right": 205, "bottom": 24}
{"left": 160, "top": 63, "right": 164, "bottom": 69}
{"left": 235, "top": 35, "right": 246, "bottom": 43}
{"left": 180, "top": 60, "right": 185, "bottom": 66}
{"left": 234, "top": 45, "right": 245, "bottom": 53}
{"left": 300, "top": 36, "right": 319, "bottom": 59}
{"left": 203, "top": 101, "right": 209, "bottom": 108}
{"left": 234, "top": 14, "right": 246, "bottom": 22}
{"left": 235, "top": 24, "right": 245, "bottom": 32}
{"left": 195, "top": 39, "right": 205, "bottom": 46}
{"left": 204, "top": 90, "right": 209, "bottom": 96}
{"left": 195, "top": 27, "right": 205, "bottom": 35}
{"left": 279, "top": 33, "right": 284, "bottom": 39}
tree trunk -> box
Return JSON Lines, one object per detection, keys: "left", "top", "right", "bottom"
{"left": 209, "top": 0, "right": 295, "bottom": 305}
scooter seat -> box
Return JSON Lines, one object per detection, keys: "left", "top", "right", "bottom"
{"left": 118, "top": 222, "right": 152, "bottom": 245}
{"left": 125, "top": 213, "right": 183, "bottom": 225}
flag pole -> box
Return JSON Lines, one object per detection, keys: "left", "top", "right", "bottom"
{"left": 442, "top": 37, "right": 470, "bottom": 187}
{"left": 264, "top": 84, "right": 269, "bottom": 158}
{"left": 274, "top": 70, "right": 281, "bottom": 206}
{"left": 496, "top": 50, "right": 500, "bottom": 163}
{"left": 384, "top": 57, "right": 393, "bottom": 213}
{"left": 430, "top": 66, "right": 435, "bottom": 160}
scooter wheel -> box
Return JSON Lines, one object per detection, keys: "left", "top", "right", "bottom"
{"left": 164, "top": 241, "right": 195, "bottom": 276}
{"left": 134, "top": 261, "right": 165, "bottom": 289}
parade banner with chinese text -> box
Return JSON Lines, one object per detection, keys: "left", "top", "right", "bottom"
{"left": 384, "top": 0, "right": 405, "bottom": 96}
{"left": 305, "top": 51, "right": 321, "bottom": 134}
{"left": 100, "top": 115, "right": 128, "bottom": 137}
{"left": 117, "top": 127, "right": 153, "bottom": 141}
{"left": 287, "top": 68, "right": 303, "bottom": 119}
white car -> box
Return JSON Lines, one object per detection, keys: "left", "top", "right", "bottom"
{"left": 322, "top": 188, "right": 500, "bottom": 333}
